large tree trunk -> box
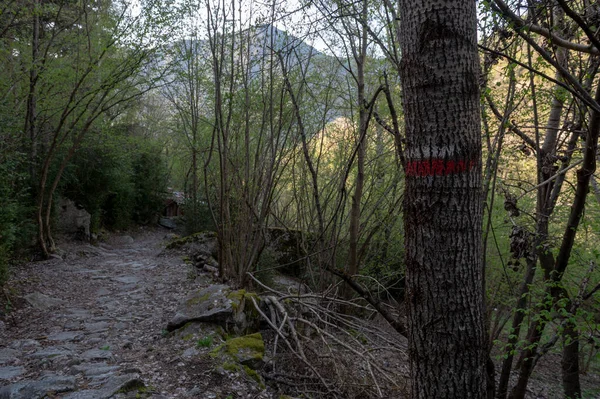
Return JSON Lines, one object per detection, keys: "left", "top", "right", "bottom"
{"left": 398, "top": 0, "right": 486, "bottom": 397}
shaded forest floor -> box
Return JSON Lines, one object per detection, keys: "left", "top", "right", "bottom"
{"left": 0, "top": 227, "right": 598, "bottom": 398}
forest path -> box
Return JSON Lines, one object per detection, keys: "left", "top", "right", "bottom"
{"left": 0, "top": 228, "right": 233, "bottom": 399}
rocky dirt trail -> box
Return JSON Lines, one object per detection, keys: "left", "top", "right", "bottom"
{"left": 0, "top": 228, "right": 264, "bottom": 399}
{"left": 2, "top": 228, "right": 596, "bottom": 399}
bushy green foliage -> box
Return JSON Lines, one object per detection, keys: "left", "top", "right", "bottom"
{"left": 254, "top": 247, "right": 278, "bottom": 288}
{"left": 0, "top": 152, "right": 35, "bottom": 285}
{"left": 61, "top": 125, "right": 168, "bottom": 232}
{"left": 196, "top": 336, "right": 213, "bottom": 348}
{"left": 133, "top": 150, "right": 168, "bottom": 224}
{"left": 0, "top": 162, "right": 19, "bottom": 284}
{"left": 183, "top": 200, "right": 215, "bottom": 235}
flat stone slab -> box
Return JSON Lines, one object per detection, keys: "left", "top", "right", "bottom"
{"left": 0, "top": 348, "right": 19, "bottom": 365}
{"left": 71, "top": 362, "right": 119, "bottom": 377}
{"left": 113, "top": 276, "right": 140, "bottom": 284}
{"left": 182, "top": 348, "right": 200, "bottom": 358}
{"left": 0, "top": 366, "right": 24, "bottom": 380}
{"left": 8, "top": 340, "right": 40, "bottom": 350}
{"left": 23, "top": 292, "right": 66, "bottom": 310}
{"left": 64, "top": 308, "right": 92, "bottom": 318}
{"left": 47, "top": 331, "right": 83, "bottom": 342}
{"left": 84, "top": 322, "right": 110, "bottom": 333}
{"left": 0, "top": 375, "right": 76, "bottom": 398}
{"left": 82, "top": 348, "right": 114, "bottom": 362}
{"left": 27, "top": 346, "right": 73, "bottom": 359}
{"left": 62, "top": 373, "right": 144, "bottom": 399}
{"left": 95, "top": 288, "right": 110, "bottom": 296}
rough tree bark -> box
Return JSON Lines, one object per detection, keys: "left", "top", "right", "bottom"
{"left": 398, "top": 0, "right": 487, "bottom": 397}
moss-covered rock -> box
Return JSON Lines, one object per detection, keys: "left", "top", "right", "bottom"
{"left": 165, "top": 231, "right": 217, "bottom": 250}
{"left": 212, "top": 333, "right": 265, "bottom": 380}
{"left": 166, "top": 285, "right": 262, "bottom": 334}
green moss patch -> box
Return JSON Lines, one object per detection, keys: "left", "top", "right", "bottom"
{"left": 243, "top": 365, "right": 265, "bottom": 388}
{"left": 210, "top": 332, "right": 265, "bottom": 364}
{"left": 227, "top": 289, "right": 260, "bottom": 317}
{"left": 224, "top": 332, "right": 264, "bottom": 358}
{"left": 185, "top": 292, "right": 211, "bottom": 306}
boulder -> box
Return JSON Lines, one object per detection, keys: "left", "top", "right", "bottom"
{"left": 57, "top": 198, "right": 91, "bottom": 241}
{"left": 166, "top": 285, "right": 233, "bottom": 331}
{"left": 159, "top": 217, "right": 177, "bottom": 229}
{"left": 166, "top": 285, "right": 261, "bottom": 333}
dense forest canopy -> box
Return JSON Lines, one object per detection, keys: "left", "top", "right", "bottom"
{"left": 1, "top": 0, "right": 600, "bottom": 397}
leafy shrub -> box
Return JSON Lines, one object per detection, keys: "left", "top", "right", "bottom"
{"left": 61, "top": 126, "right": 168, "bottom": 231}
{"left": 0, "top": 152, "right": 34, "bottom": 285}
{"left": 254, "top": 247, "right": 278, "bottom": 288}
{"left": 132, "top": 149, "right": 168, "bottom": 224}
{"left": 184, "top": 200, "right": 215, "bottom": 235}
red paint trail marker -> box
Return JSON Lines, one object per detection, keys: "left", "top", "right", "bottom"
{"left": 405, "top": 158, "right": 477, "bottom": 177}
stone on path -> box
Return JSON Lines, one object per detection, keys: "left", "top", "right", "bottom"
{"left": 27, "top": 346, "right": 74, "bottom": 359}
{"left": 95, "top": 288, "right": 110, "bottom": 296}
{"left": 23, "top": 292, "right": 65, "bottom": 310}
{"left": 0, "top": 366, "right": 24, "bottom": 380}
{"left": 61, "top": 374, "right": 144, "bottom": 399}
{"left": 113, "top": 276, "right": 140, "bottom": 284}
{"left": 70, "top": 362, "right": 119, "bottom": 377}
{"left": 0, "top": 375, "right": 76, "bottom": 399}
{"left": 47, "top": 331, "right": 82, "bottom": 342}
{"left": 8, "top": 340, "right": 39, "bottom": 350}
{"left": 0, "top": 348, "right": 19, "bottom": 365}
{"left": 84, "top": 321, "right": 110, "bottom": 334}
{"left": 82, "top": 348, "right": 114, "bottom": 362}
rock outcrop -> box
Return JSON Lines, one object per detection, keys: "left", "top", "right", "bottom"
{"left": 57, "top": 198, "right": 91, "bottom": 241}
{"left": 166, "top": 285, "right": 261, "bottom": 334}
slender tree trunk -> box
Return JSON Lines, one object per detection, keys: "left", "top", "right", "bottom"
{"left": 346, "top": 1, "right": 369, "bottom": 298}
{"left": 562, "top": 320, "right": 581, "bottom": 399}
{"left": 497, "top": 41, "right": 568, "bottom": 399}
{"left": 495, "top": 255, "right": 537, "bottom": 399}
{"left": 398, "top": 0, "right": 486, "bottom": 397}
{"left": 25, "top": 0, "right": 39, "bottom": 183}
{"left": 508, "top": 83, "right": 600, "bottom": 399}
